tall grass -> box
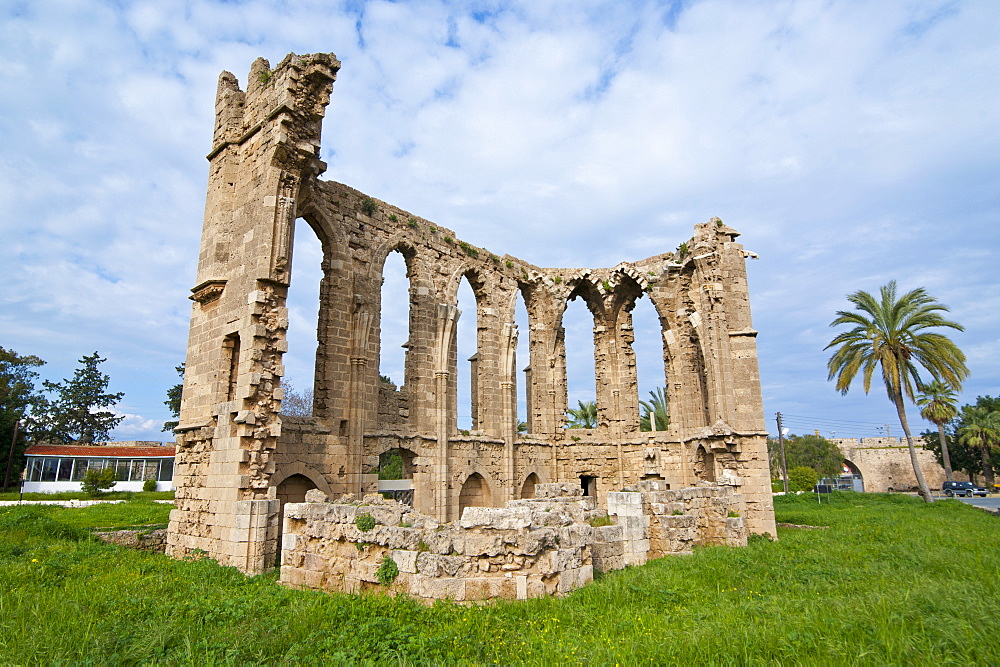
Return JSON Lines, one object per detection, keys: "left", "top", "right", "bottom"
{"left": 1, "top": 492, "right": 997, "bottom": 664}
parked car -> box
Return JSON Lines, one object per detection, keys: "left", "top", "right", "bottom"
{"left": 942, "top": 480, "right": 988, "bottom": 497}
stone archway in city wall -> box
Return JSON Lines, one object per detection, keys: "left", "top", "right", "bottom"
{"left": 842, "top": 459, "right": 864, "bottom": 492}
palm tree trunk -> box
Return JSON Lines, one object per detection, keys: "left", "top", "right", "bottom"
{"left": 980, "top": 445, "right": 995, "bottom": 487}
{"left": 893, "top": 391, "right": 934, "bottom": 502}
{"left": 938, "top": 422, "right": 954, "bottom": 481}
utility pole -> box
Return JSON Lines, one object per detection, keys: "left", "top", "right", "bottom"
{"left": 776, "top": 412, "right": 789, "bottom": 494}
{"left": 3, "top": 419, "right": 20, "bottom": 493}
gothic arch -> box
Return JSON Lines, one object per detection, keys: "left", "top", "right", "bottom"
{"left": 458, "top": 471, "right": 494, "bottom": 515}
{"left": 693, "top": 444, "right": 716, "bottom": 483}
{"left": 520, "top": 471, "right": 541, "bottom": 499}
{"left": 270, "top": 462, "right": 334, "bottom": 498}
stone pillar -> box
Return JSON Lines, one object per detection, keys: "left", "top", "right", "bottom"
{"left": 498, "top": 321, "right": 518, "bottom": 500}
{"left": 347, "top": 355, "right": 368, "bottom": 494}
{"left": 434, "top": 304, "right": 460, "bottom": 521}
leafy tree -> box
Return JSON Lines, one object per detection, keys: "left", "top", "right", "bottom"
{"left": 767, "top": 433, "right": 843, "bottom": 480}
{"left": 36, "top": 352, "right": 124, "bottom": 444}
{"left": 639, "top": 387, "right": 669, "bottom": 432}
{"left": 81, "top": 466, "right": 117, "bottom": 496}
{"left": 280, "top": 379, "right": 314, "bottom": 417}
{"left": 958, "top": 402, "right": 1000, "bottom": 487}
{"left": 566, "top": 400, "right": 597, "bottom": 429}
{"left": 916, "top": 380, "right": 959, "bottom": 480}
{"left": 788, "top": 466, "right": 819, "bottom": 493}
{"left": 921, "top": 427, "right": 982, "bottom": 481}
{"left": 0, "top": 348, "right": 46, "bottom": 491}
{"left": 162, "top": 363, "right": 185, "bottom": 432}
{"left": 825, "top": 281, "right": 968, "bottom": 502}
{"left": 378, "top": 449, "right": 404, "bottom": 480}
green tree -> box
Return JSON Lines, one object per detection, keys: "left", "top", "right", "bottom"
{"left": 0, "top": 348, "right": 46, "bottom": 491}
{"left": 788, "top": 466, "right": 819, "bottom": 492}
{"left": 767, "top": 433, "right": 843, "bottom": 480}
{"left": 958, "top": 402, "right": 1000, "bottom": 487}
{"left": 825, "top": 281, "right": 968, "bottom": 502}
{"left": 80, "top": 466, "right": 117, "bottom": 496}
{"left": 37, "top": 352, "right": 124, "bottom": 444}
{"left": 916, "top": 380, "right": 959, "bottom": 480}
{"left": 639, "top": 387, "right": 669, "bottom": 432}
{"left": 566, "top": 400, "right": 597, "bottom": 429}
{"left": 162, "top": 363, "right": 185, "bottom": 432}
{"left": 921, "top": 426, "right": 981, "bottom": 481}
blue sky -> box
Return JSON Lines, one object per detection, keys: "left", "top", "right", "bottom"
{"left": 1, "top": 0, "right": 997, "bottom": 442}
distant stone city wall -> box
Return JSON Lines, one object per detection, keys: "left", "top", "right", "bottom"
{"left": 831, "top": 437, "right": 947, "bottom": 492}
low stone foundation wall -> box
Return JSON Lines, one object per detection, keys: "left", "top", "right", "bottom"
{"left": 609, "top": 482, "right": 748, "bottom": 566}
{"left": 280, "top": 481, "right": 747, "bottom": 601}
{"left": 93, "top": 527, "right": 168, "bottom": 553}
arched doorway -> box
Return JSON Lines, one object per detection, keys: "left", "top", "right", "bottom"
{"left": 459, "top": 473, "right": 492, "bottom": 515}
{"left": 377, "top": 448, "right": 416, "bottom": 505}
{"left": 275, "top": 473, "right": 318, "bottom": 565}
{"left": 520, "top": 472, "right": 539, "bottom": 499}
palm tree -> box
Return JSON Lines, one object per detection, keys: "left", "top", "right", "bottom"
{"left": 639, "top": 387, "right": 669, "bottom": 432}
{"left": 958, "top": 405, "right": 1000, "bottom": 488}
{"left": 916, "top": 380, "right": 959, "bottom": 481}
{"left": 825, "top": 281, "right": 968, "bottom": 502}
{"left": 567, "top": 400, "right": 598, "bottom": 429}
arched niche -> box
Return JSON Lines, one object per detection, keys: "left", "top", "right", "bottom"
{"left": 458, "top": 472, "right": 493, "bottom": 515}
{"left": 520, "top": 472, "right": 540, "bottom": 499}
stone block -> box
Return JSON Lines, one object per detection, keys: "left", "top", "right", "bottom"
{"left": 391, "top": 549, "right": 419, "bottom": 574}
{"left": 592, "top": 554, "right": 625, "bottom": 572}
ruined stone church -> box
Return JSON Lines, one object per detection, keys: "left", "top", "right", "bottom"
{"left": 166, "top": 52, "right": 776, "bottom": 584}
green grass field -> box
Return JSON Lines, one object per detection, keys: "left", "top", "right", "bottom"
{"left": 1, "top": 492, "right": 997, "bottom": 664}
{"left": 0, "top": 490, "right": 175, "bottom": 502}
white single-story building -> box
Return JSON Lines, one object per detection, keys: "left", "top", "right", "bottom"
{"left": 22, "top": 441, "right": 176, "bottom": 493}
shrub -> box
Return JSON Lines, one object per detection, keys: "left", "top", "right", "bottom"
{"left": 788, "top": 466, "right": 819, "bottom": 493}
{"left": 377, "top": 556, "right": 399, "bottom": 586}
{"left": 355, "top": 514, "right": 376, "bottom": 532}
{"left": 142, "top": 478, "right": 157, "bottom": 493}
{"left": 360, "top": 197, "right": 377, "bottom": 216}
{"left": 588, "top": 515, "right": 612, "bottom": 527}
{"left": 81, "top": 467, "right": 117, "bottom": 497}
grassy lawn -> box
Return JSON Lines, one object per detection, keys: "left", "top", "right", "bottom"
{"left": 1, "top": 498, "right": 172, "bottom": 530}
{"left": 0, "top": 490, "right": 175, "bottom": 502}
{"left": 1, "top": 492, "right": 997, "bottom": 664}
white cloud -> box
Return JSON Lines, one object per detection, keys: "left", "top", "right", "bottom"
{"left": 1, "top": 0, "right": 997, "bottom": 441}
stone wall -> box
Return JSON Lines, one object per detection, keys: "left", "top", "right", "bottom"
{"left": 168, "top": 52, "right": 776, "bottom": 575}
{"left": 280, "top": 482, "right": 745, "bottom": 602}
{"left": 94, "top": 528, "right": 168, "bottom": 553}
{"left": 832, "top": 437, "right": 947, "bottom": 492}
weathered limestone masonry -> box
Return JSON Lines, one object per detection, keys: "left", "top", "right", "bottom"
{"left": 281, "top": 483, "right": 746, "bottom": 601}
{"left": 832, "top": 437, "right": 946, "bottom": 492}
{"left": 94, "top": 528, "right": 168, "bottom": 553}
{"left": 167, "top": 51, "right": 776, "bottom": 577}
